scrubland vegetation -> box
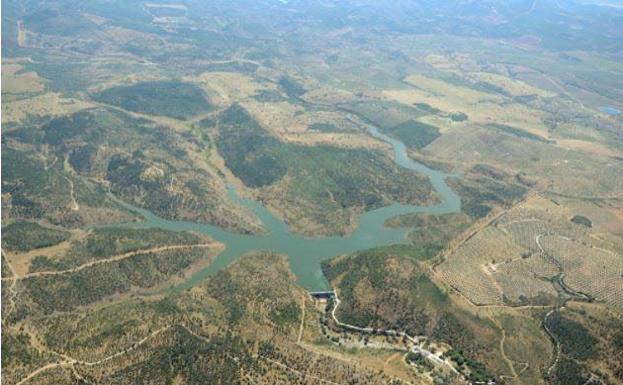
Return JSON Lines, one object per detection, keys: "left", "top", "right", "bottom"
{"left": 217, "top": 104, "right": 434, "bottom": 235}
{"left": 546, "top": 305, "right": 623, "bottom": 385}
{"left": 17, "top": 241, "right": 220, "bottom": 316}
{"left": 3, "top": 107, "right": 258, "bottom": 233}
{"left": 448, "top": 164, "right": 531, "bottom": 219}
{"left": 3, "top": 0, "right": 623, "bottom": 384}
{"left": 3, "top": 253, "right": 408, "bottom": 385}
{"left": 386, "top": 213, "right": 473, "bottom": 258}
{"left": 27, "top": 228, "right": 209, "bottom": 273}
{"left": 92, "top": 81, "right": 212, "bottom": 120}
{"left": 2, "top": 221, "right": 69, "bottom": 252}
{"left": 384, "top": 120, "right": 440, "bottom": 149}
{"left": 321, "top": 246, "right": 557, "bottom": 384}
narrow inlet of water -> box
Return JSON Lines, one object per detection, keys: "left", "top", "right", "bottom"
{"left": 106, "top": 122, "right": 462, "bottom": 292}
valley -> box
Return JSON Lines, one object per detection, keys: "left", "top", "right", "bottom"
{"left": 2, "top": 1, "right": 623, "bottom": 384}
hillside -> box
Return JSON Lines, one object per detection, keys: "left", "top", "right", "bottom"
{"left": 2, "top": 0, "right": 623, "bottom": 384}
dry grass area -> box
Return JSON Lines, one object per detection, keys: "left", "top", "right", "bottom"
{"left": 415, "top": 113, "right": 466, "bottom": 134}
{"left": 3, "top": 229, "right": 87, "bottom": 276}
{"left": 300, "top": 303, "right": 430, "bottom": 385}
{"left": 2, "top": 92, "right": 94, "bottom": 123}
{"left": 423, "top": 54, "right": 462, "bottom": 71}
{"left": 559, "top": 198, "right": 623, "bottom": 236}
{"left": 102, "top": 25, "right": 161, "bottom": 43}
{"left": 554, "top": 138, "right": 623, "bottom": 159}
{"left": 74, "top": 25, "right": 195, "bottom": 62}
{"left": 242, "top": 100, "right": 380, "bottom": 151}
{"left": 424, "top": 125, "right": 623, "bottom": 198}
{"left": 463, "top": 72, "right": 555, "bottom": 98}
{"left": 383, "top": 74, "right": 551, "bottom": 139}
{"left": 404, "top": 74, "right": 502, "bottom": 105}
{"left": 281, "top": 132, "right": 388, "bottom": 150}
{"left": 1, "top": 63, "right": 46, "bottom": 94}
{"left": 245, "top": 101, "right": 355, "bottom": 135}
{"left": 186, "top": 72, "right": 270, "bottom": 105}
{"left": 383, "top": 70, "right": 622, "bottom": 160}
{"left": 492, "top": 308, "right": 555, "bottom": 384}
{"left": 412, "top": 53, "right": 622, "bottom": 157}
{"left": 244, "top": 100, "right": 307, "bottom": 133}
{"left": 17, "top": 20, "right": 26, "bottom": 46}
{"left": 437, "top": 195, "right": 623, "bottom": 309}
{"left": 303, "top": 87, "right": 356, "bottom": 106}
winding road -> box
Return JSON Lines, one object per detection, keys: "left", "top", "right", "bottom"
{"left": 14, "top": 325, "right": 171, "bottom": 385}
{"left": 535, "top": 233, "right": 594, "bottom": 378}
{"left": 543, "top": 309, "right": 561, "bottom": 378}
{"left": 329, "top": 289, "right": 459, "bottom": 375}
{"left": 3, "top": 243, "right": 220, "bottom": 280}
{"left": 13, "top": 323, "right": 356, "bottom": 385}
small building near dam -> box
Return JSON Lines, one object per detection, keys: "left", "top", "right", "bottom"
{"left": 309, "top": 290, "right": 335, "bottom": 301}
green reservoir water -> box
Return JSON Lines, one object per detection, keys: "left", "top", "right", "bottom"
{"left": 109, "top": 124, "right": 462, "bottom": 292}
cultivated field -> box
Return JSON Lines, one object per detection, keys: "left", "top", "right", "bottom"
{"left": 540, "top": 235, "right": 623, "bottom": 308}
{"left": 437, "top": 195, "right": 623, "bottom": 309}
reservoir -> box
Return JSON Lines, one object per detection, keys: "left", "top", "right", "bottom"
{"left": 599, "top": 106, "right": 621, "bottom": 115}
{"left": 109, "top": 123, "right": 462, "bottom": 292}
